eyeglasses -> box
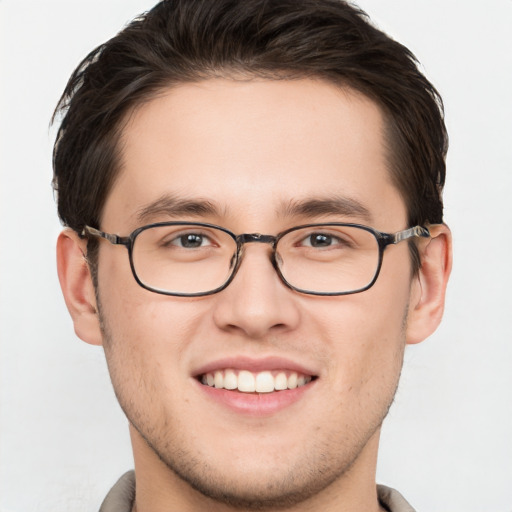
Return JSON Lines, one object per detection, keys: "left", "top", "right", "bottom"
{"left": 82, "top": 222, "right": 430, "bottom": 297}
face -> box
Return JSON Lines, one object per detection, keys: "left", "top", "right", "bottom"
{"left": 96, "top": 79, "right": 418, "bottom": 507}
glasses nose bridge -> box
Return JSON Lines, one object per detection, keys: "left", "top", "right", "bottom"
{"left": 237, "top": 233, "right": 278, "bottom": 249}
{"left": 234, "top": 233, "right": 279, "bottom": 271}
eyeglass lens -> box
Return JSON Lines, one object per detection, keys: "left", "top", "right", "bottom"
{"left": 131, "top": 224, "right": 381, "bottom": 295}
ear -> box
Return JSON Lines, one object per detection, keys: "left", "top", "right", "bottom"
{"left": 406, "top": 224, "right": 452, "bottom": 345}
{"left": 56, "top": 228, "right": 103, "bottom": 346}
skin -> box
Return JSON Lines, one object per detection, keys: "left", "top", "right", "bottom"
{"left": 57, "top": 78, "right": 452, "bottom": 511}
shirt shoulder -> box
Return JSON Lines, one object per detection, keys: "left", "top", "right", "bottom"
{"left": 99, "top": 471, "right": 135, "bottom": 512}
{"left": 377, "top": 484, "right": 416, "bottom": 512}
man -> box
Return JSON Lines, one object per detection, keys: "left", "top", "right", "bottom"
{"left": 53, "top": 0, "right": 452, "bottom": 510}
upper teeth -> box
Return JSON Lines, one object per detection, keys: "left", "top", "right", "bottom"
{"left": 201, "top": 370, "right": 312, "bottom": 393}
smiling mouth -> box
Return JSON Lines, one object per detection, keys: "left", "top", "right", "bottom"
{"left": 198, "top": 369, "right": 316, "bottom": 393}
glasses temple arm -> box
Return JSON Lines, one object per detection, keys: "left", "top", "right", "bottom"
{"left": 81, "top": 225, "right": 129, "bottom": 245}
{"left": 392, "top": 225, "right": 430, "bottom": 244}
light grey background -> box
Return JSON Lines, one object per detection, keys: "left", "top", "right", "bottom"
{"left": 1, "top": 1, "right": 511, "bottom": 511}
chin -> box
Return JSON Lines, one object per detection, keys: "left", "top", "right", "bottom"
{"left": 130, "top": 410, "right": 380, "bottom": 511}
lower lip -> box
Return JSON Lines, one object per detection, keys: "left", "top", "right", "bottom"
{"left": 195, "top": 379, "right": 316, "bottom": 416}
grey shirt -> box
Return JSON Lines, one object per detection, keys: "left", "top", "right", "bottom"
{"left": 99, "top": 471, "right": 416, "bottom": 512}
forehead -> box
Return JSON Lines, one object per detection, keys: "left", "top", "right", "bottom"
{"left": 103, "top": 78, "right": 406, "bottom": 231}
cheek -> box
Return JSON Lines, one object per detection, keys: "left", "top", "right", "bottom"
{"left": 98, "top": 291, "right": 209, "bottom": 431}
{"left": 96, "top": 251, "right": 207, "bottom": 371}
{"left": 98, "top": 247, "right": 194, "bottom": 333}
{"left": 306, "top": 281, "right": 410, "bottom": 392}
{"left": 101, "top": 293, "right": 204, "bottom": 358}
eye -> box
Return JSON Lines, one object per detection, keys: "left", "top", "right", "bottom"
{"left": 301, "top": 232, "right": 346, "bottom": 248}
{"left": 170, "top": 232, "right": 212, "bottom": 248}
{"left": 306, "top": 233, "right": 333, "bottom": 247}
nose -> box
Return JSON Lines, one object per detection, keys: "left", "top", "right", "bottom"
{"left": 211, "top": 243, "right": 301, "bottom": 339}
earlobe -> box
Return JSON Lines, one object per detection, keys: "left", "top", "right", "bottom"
{"left": 56, "top": 229, "right": 103, "bottom": 346}
{"left": 406, "top": 224, "right": 452, "bottom": 345}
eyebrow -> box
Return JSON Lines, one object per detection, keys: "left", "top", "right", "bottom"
{"left": 135, "top": 194, "right": 223, "bottom": 223}
{"left": 134, "top": 193, "right": 372, "bottom": 226}
{"left": 279, "top": 196, "right": 373, "bottom": 223}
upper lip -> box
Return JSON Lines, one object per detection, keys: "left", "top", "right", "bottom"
{"left": 193, "top": 356, "right": 318, "bottom": 378}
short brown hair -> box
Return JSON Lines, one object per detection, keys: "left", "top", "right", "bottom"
{"left": 52, "top": 0, "right": 447, "bottom": 262}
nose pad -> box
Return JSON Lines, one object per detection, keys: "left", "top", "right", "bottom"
{"left": 273, "top": 250, "right": 284, "bottom": 268}
{"left": 229, "top": 252, "right": 237, "bottom": 270}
